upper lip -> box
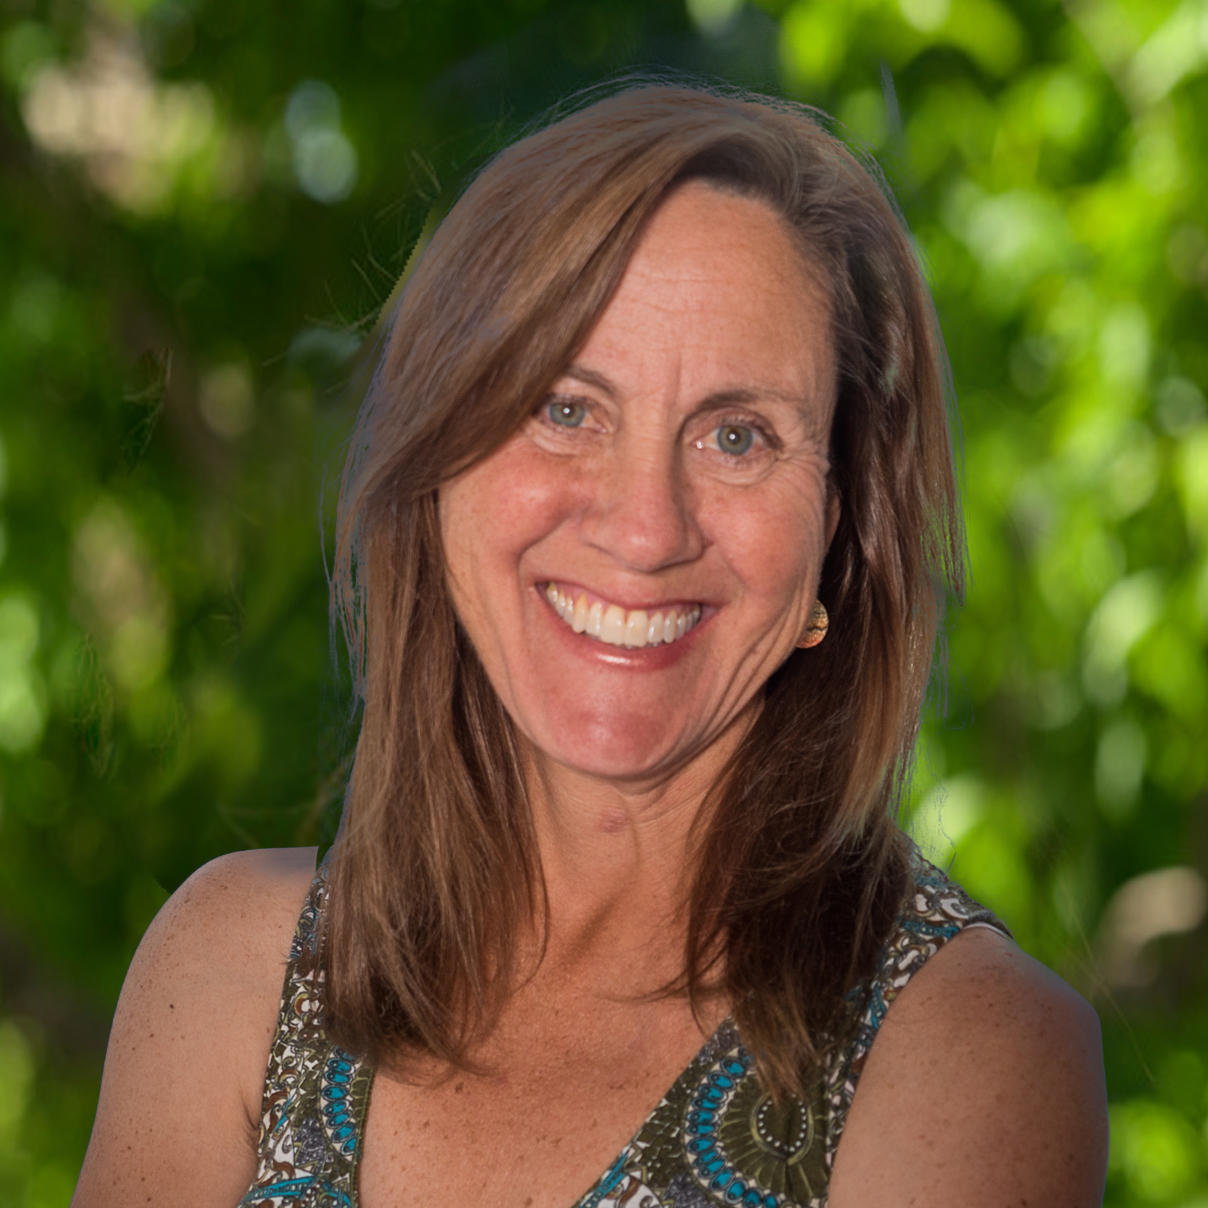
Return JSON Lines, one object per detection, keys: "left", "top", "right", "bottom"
{"left": 539, "top": 578, "right": 710, "bottom": 613}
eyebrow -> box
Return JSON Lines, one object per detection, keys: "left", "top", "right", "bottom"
{"left": 561, "top": 364, "right": 618, "bottom": 397}
{"left": 559, "top": 364, "right": 827, "bottom": 428}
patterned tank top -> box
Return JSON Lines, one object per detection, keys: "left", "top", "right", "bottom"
{"left": 239, "top": 847, "right": 1007, "bottom": 1208}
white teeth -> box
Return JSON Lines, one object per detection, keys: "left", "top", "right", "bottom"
{"left": 544, "top": 585, "right": 701, "bottom": 650}
{"left": 625, "top": 610, "right": 648, "bottom": 648}
{"left": 647, "top": 611, "right": 662, "bottom": 645}
{"left": 601, "top": 603, "right": 626, "bottom": 644}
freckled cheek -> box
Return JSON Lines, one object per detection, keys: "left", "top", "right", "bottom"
{"left": 446, "top": 447, "right": 579, "bottom": 541}
{"left": 700, "top": 493, "right": 829, "bottom": 601}
{"left": 739, "top": 533, "right": 818, "bottom": 604}
{"left": 494, "top": 469, "right": 584, "bottom": 551}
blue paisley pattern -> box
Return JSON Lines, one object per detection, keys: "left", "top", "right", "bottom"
{"left": 240, "top": 847, "right": 1007, "bottom": 1207}
{"left": 238, "top": 875, "right": 370, "bottom": 1206}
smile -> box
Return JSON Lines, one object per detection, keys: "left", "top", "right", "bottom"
{"left": 543, "top": 583, "right": 702, "bottom": 649}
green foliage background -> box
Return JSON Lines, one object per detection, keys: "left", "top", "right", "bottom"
{"left": 1, "top": 0, "right": 1205, "bottom": 1201}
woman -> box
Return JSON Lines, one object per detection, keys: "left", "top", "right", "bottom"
{"left": 73, "top": 83, "right": 1107, "bottom": 1207}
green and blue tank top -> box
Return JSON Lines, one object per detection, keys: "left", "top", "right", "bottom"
{"left": 239, "top": 846, "right": 1008, "bottom": 1208}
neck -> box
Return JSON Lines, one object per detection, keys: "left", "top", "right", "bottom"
{"left": 516, "top": 732, "right": 740, "bottom": 995}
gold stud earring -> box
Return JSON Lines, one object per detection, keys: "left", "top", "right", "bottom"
{"left": 797, "top": 600, "right": 829, "bottom": 649}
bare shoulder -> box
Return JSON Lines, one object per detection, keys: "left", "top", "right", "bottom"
{"left": 143, "top": 845, "right": 319, "bottom": 974}
{"left": 72, "top": 846, "right": 319, "bottom": 1208}
{"left": 829, "top": 925, "right": 1108, "bottom": 1208}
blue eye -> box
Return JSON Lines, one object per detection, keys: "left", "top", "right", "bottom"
{"left": 715, "top": 424, "right": 755, "bottom": 455}
{"left": 545, "top": 398, "right": 587, "bottom": 427}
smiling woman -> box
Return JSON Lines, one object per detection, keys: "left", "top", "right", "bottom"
{"left": 440, "top": 184, "right": 837, "bottom": 786}
{"left": 72, "top": 83, "right": 1107, "bottom": 1208}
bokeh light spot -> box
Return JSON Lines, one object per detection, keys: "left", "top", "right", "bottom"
{"left": 685, "top": 0, "right": 743, "bottom": 37}
{"left": 1094, "top": 715, "right": 1146, "bottom": 818}
{"left": 285, "top": 79, "right": 357, "bottom": 205}
{"left": 199, "top": 362, "right": 255, "bottom": 439}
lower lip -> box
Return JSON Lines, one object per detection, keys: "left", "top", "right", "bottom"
{"left": 537, "top": 589, "right": 706, "bottom": 670}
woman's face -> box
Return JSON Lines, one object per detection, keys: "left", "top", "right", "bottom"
{"left": 440, "top": 182, "right": 838, "bottom": 793}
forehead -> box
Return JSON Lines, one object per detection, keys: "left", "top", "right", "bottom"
{"left": 572, "top": 181, "right": 836, "bottom": 416}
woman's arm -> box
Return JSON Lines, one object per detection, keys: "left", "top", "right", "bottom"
{"left": 829, "top": 925, "right": 1108, "bottom": 1207}
{"left": 71, "top": 846, "right": 318, "bottom": 1208}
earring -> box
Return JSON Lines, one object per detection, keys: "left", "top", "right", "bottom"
{"left": 797, "top": 600, "right": 829, "bottom": 649}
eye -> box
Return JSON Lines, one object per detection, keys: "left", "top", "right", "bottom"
{"left": 692, "top": 415, "right": 781, "bottom": 470}
{"left": 544, "top": 397, "right": 587, "bottom": 428}
{"left": 713, "top": 423, "right": 757, "bottom": 456}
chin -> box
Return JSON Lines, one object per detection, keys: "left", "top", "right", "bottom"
{"left": 532, "top": 715, "right": 689, "bottom": 787}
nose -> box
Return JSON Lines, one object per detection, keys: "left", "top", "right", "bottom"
{"left": 578, "top": 440, "right": 704, "bottom": 572}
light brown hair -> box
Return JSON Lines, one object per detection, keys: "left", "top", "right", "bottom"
{"left": 325, "top": 81, "right": 961, "bottom": 1098}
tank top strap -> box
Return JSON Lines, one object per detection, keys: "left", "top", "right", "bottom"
{"left": 575, "top": 848, "right": 1009, "bottom": 1208}
{"left": 239, "top": 864, "right": 373, "bottom": 1207}
{"left": 821, "top": 846, "right": 1012, "bottom": 1164}
{"left": 241, "top": 848, "right": 1007, "bottom": 1208}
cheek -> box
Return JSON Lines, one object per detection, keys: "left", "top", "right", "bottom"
{"left": 704, "top": 482, "right": 830, "bottom": 599}
{"left": 442, "top": 448, "right": 579, "bottom": 582}
{"left": 500, "top": 472, "right": 578, "bottom": 544}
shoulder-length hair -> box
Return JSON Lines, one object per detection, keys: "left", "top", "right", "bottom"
{"left": 324, "top": 81, "right": 961, "bottom": 1099}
